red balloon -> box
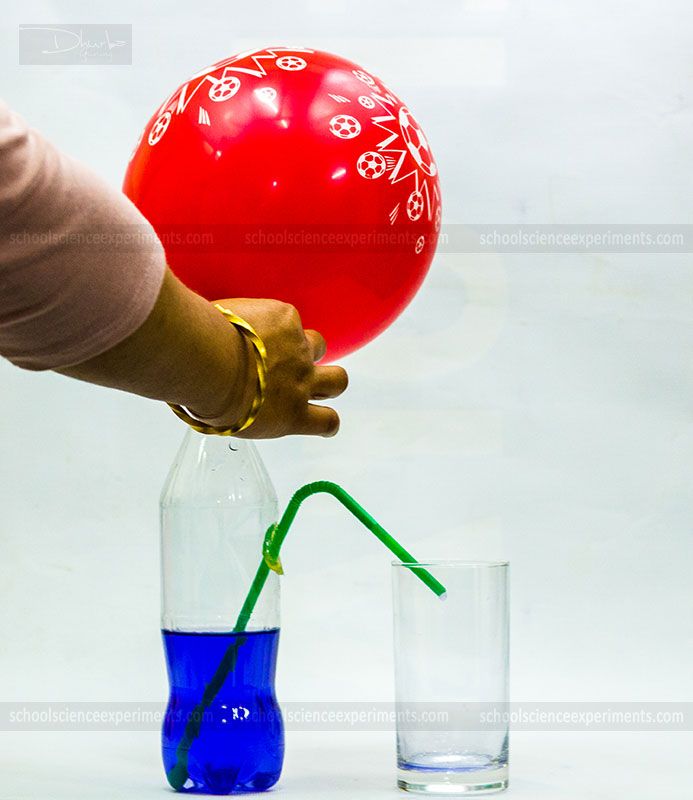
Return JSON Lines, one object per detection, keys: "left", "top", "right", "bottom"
{"left": 123, "top": 47, "right": 441, "bottom": 360}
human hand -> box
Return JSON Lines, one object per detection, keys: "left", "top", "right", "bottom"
{"left": 192, "top": 298, "right": 348, "bottom": 438}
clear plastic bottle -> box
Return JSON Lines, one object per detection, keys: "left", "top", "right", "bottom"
{"left": 160, "top": 430, "right": 283, "bottom": 794}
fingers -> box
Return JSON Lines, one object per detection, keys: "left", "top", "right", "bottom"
{"left": 311, "top": 365, "right": 349, "bottom": 400}
{"left": 304, "top": 329, "right": 327, "bottom": 362}
{"left": 295, "top": 404, "right": 340, "bottom": 437}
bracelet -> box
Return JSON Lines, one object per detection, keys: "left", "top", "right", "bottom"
{"left": 168, "top": 303, "right": 268, "bottom": 436}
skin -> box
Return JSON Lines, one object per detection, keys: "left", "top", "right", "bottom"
{"left": 58, "top": 268, "right": 349, "bottom": 438}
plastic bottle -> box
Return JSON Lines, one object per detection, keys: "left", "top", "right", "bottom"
{"left": 160, "top": 430, "right": 283, "bottom": 794}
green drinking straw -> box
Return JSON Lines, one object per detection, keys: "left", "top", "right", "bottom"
{"left": 167, "top": 480, "right": 445, "bottom": 790}
{"left": 236, "top": 480, "right": 446, "bottom": 631}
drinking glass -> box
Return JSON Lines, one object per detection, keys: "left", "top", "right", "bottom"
{"left": 392, "top": 561, "right": 509, "bottom": 794}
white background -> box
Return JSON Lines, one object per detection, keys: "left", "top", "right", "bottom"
{"left": 1, "top": 0, "right": 692, "bottom": 797}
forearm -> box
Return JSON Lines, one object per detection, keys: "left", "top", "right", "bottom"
{"left": 0, "top": 100, "right": 347, "bottom": 438}
{"left": 58, "top": 268, "right": 251, "bottom": 421}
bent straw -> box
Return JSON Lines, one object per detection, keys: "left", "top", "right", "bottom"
{"left": 237, "top": 481, "right": 446, "bottom": 632}
{"left": 167, "top": 480, "right": 445, "bottom": 790}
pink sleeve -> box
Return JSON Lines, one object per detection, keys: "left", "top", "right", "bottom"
{"left": 0, "top": 99, "right": 166, "bottom": 370}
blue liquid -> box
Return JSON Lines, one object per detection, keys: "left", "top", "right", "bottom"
{"left": 162, "top": 628, "right": 284, "bottom": 794}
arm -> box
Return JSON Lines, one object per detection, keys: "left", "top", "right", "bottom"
{"left": 0, "top": 100, "right": 347, "bottom": 437}
{"left": 59, "top": 269, "right": 348, "bottom": 438}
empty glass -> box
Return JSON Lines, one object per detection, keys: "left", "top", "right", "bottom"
{"left": 392, "top": 561, "right": 509, "bottom": 794}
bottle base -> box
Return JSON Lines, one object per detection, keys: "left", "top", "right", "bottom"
{"left": 165, "top": 767, "right": 281, "bottom": 795}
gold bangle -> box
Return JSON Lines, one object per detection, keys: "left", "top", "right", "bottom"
{"left": 168, "top": 303, "right": 268, "bottom": 436}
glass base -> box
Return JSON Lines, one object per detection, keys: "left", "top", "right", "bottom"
{"left": 397, "top": 763, "right": 508, "bottom": 795}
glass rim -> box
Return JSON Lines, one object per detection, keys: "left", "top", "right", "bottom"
{"left": 391, "top": 559, "right": 509, "bottom": 568}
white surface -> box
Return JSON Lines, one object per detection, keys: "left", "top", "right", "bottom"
{"left": 1, "top": 0, "right": 692, "bottom": 797}
{"left": 1, "top": 731, "right": 692, "bottom": 798}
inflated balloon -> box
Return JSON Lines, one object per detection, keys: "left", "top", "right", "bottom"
{"left": 123, "top": 47, "right": 441, "bottom": 360}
